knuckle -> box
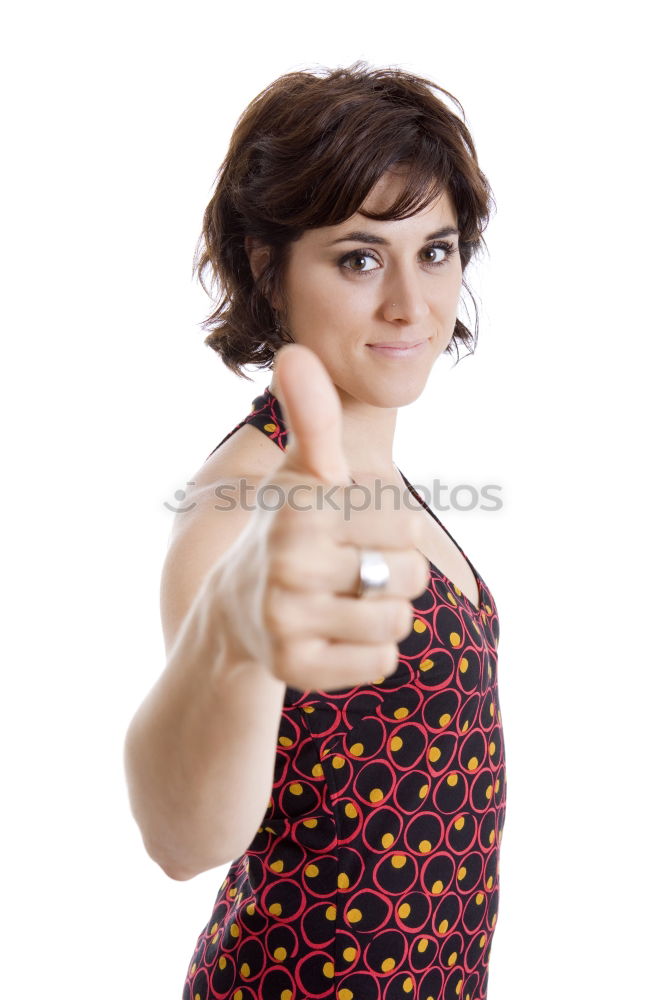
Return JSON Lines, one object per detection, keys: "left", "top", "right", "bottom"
{"left": 369, "top": 613, "right": 389, "bottom": 643}
{"left": 270, "top": 541, "right": 328, "bottom": 592}
{"left": 268, "top": 546, "right": 300, "bottom": 589}
{"left": 298, "top": 547, "right": 332, "bottom": 590}
{"left": 378, "top": 642, "right": 399, "bottom": 676}
{"left": 288, "top": 642, "right": 316, "bottom": 676}
{"left": 360, "top": 605, "right": 384, "bottom": 642}
{"left": 277, "top": 637, "right": 322, "bottom": 683}
{"left": 366, "top": 603, "right": 402, "bottom": 644}
{"left": 383, "top": 603, "right": 403, "bottom": 640}
{"left": 263, "top": 587, "right": 294, "bottom": 636}
{"left": 395, "top": 600, "right": 413, "bottom": 638}
{"left": 268, "top": 527, "right": 328, "bottom": 592}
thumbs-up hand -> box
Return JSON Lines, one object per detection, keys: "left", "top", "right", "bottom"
{"left": 219, "top": 343, "right": 430, "bottom": 692}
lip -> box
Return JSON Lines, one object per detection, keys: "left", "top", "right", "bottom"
{"left": 366, "top": 339, "right": 429, "bottom": 358}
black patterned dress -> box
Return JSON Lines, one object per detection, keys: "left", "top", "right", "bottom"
{"left": 182, "top": 385, "right": 507, "bottom": 1000}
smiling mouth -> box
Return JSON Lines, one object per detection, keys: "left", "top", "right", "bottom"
{"left": 368, "top": 340, "right": 425, "bottom": 348}
{"left": 366, "top": 339, "right": 429, "bottom": 356}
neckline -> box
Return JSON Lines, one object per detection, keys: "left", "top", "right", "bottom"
{"left": 395, "top": 467, "right": 485, "bottom": 617}
{"left": 261, "top": 384, "right": 485, "bottom": 617}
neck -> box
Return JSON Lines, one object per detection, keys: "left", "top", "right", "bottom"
{"left": 267, "top": 376, "right": 399, "bottom": 481}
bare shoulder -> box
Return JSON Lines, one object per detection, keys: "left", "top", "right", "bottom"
{"left": 160, "top": 422, "right": 284, "bottom": 657}
{"left": 171, "top": 422, "right": 285, "bottom": 535}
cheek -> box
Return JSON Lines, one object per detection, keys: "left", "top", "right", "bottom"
{"left": 291, "top": 288, "right": 342, "bottom": 333}
{"left": 433, "top": 276, "right": 462, "bottom": 314}
{"left": 287, "top": 270, "right": 362, "bottom": 331}
{"left": 444, "top": 269, "right": 463, "bottom": 305}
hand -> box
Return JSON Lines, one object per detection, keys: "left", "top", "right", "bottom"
{"left": 219, "top": 343, "right": 430, "bottom": 692}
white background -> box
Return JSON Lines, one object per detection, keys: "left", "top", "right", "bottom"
{"left": 2, "top": 2, "right": 664, "bottom": 997}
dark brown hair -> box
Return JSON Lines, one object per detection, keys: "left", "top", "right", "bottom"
{"left": 194, "top": 61, "right": 495, "bottom": 380}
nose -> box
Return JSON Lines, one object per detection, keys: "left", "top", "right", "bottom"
{"left": 380, "top": 267, "right": 430, "bottom": 325}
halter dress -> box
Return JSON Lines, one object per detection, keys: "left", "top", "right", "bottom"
{"left": 182, "top": 384, "right": 506, "bottom": 1000}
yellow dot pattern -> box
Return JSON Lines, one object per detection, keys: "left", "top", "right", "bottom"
{"left": 182, "top": 386, "right": 505, "bottom": 1000}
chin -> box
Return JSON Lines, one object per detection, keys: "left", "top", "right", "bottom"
{"left": 362, "top": 377, "right": 429, "bottom": 410}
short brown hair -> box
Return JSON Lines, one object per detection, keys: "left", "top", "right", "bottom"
{"left": 194, "top": 61, "right": 495, "bottom": 380}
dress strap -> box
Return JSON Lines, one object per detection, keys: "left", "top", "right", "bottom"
{"left": 206, "top": 385, "right": 288, "bottom": 460}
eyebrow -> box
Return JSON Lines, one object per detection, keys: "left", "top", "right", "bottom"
{"left": 325, "top": 226, "right": 459, "bottom": 247}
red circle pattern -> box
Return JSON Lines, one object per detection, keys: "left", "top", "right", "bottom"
{"left": 182, "top": 386, "right": 507, "bottom": 1000}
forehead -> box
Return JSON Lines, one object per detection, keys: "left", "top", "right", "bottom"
{"left": 360, "top": 169, "right": 454, "bottom": 219}
{"left": 303, "top": 171, "right": 457, "bottom": 245}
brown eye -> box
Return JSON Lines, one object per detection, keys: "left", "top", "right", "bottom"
{"left": 420, "top": 242, "right": 456, "bottom": 266}
{"left": 340, "top": 251, "right": 380, "bottom": 274}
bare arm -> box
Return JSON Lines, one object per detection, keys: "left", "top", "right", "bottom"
{"left": 123, "top": 480, "right": 287, "bottom": 881}
{"left": 123, "top": 345, "right": 427, "bottom": 882}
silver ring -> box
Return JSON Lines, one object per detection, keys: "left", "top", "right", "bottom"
{"left": 356, "top": 548, "right": 390, "bottom": 598}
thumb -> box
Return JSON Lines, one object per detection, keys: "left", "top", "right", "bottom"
{"left": 273, "top": 344, "right": 351, "bottom": 485}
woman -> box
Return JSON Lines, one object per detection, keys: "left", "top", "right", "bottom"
{"left": 124, "top": 61, "right": 506, "bottom": 1000}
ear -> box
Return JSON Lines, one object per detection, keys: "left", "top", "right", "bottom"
{"left": 244, "top": 236, "right": 272, "bottom": 283}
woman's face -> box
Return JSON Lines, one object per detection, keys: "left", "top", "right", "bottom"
{"left": 277, "top": 170, "right": 463, "bottom": 409}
